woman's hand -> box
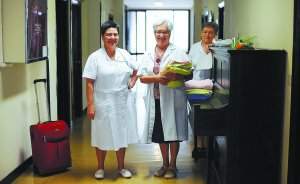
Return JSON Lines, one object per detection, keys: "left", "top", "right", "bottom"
{"left": 140, "top": 74, "right": 169, "bottom": 85}
{"left": 158, "top": 75, "right": 169, "bottom": 85}
{"left": 86, "top": 79, "right": 95, "bottom": 120}
{"left": 162, "top": 71, "right": 183, "bottom": 81}
{"left": 140, "top": 75, "right": 161, "bottom": 83}
{"left": 128, "top": 70, "right": 138, "bottom": 89}
{"left": 87, "top": 104, "right": 95, "bottom": 120}
{"left": 128, "top": 78, "right": 137, "bottom": 89}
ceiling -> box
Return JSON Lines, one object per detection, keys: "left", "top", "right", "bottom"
{"left": 124, "top": 0, "right": 194, "bottom": 9}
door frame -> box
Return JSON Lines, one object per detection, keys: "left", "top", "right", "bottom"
{"left": 56, "top": 0, "right": 71, "bottom": 124}
{"left": 288, "top": 0, "right": 300, "bottom": 183}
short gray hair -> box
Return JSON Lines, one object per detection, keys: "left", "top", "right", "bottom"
{"left": 202, "top": 22, "right": 219, "bottom": 34}
{"left": 153, "top": 19, "right": 173, "bottom": 33}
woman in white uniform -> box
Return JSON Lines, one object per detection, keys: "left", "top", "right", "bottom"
{"left": 188, "top": 22, "right": 218, "bottom": 157}
{"left": 189, "top": 22, "right": 218, "bottom": 80}
{"left": 82, "top": 20, "right": 138, "bottom": 179}
{"left": 139, "top": 19, "right": 189, "bottom": 179}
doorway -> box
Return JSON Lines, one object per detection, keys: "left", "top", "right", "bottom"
{"left": 125, "top": 9, "right": 190, "bottom": 61}
{"left": 56, "top": 0, "right": 82, "bottom": 125}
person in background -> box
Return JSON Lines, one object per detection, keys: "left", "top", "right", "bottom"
{"left": 138, "top": 19, "right": 189, "bottom": 179}
{"left": 82, "top": 20, "right": 138, "bottom": 179}
{"left": 188, "top": 22, "right": 218, "bottom": 157}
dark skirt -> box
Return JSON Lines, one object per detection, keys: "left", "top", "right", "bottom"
{"left": 152, "top": 99, "right": 180, "bottom": 143}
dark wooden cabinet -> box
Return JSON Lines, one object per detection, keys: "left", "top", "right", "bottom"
{"left": 192, "top": 48, "right": 286, "bottom": 184}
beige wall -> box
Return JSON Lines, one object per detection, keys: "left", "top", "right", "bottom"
{"left": 0, "top": 0, "right": 57, "bottom": 180}
{"left": 81, "top": 0, "right": 100, "bottom": 108}
{"left": 0, "top": 1, "right": 2, "bottom": 62}
{"left": 81, "top": 0, "right": 124, "bottom": 109}
{"left": 193, "top": 0, "right": 222, "bottom": 42}
{"left": 100, "top": 0, "right": 124, "bottom": 47}
{"left": 111, "top": 0, "right": 125, "bottom": 48}
{"left": 207, "top": 0, "right": 219, "bottom": 25}
{"left": 224, "top": 0, "right": 294, "bottom": 184}
{"left": 193, "top": 0, "right": 203, "bottom": 42}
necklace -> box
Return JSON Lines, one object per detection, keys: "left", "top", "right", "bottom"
{"left": 155, "top": 46, "right": 166, "bottom": 59}
{"left": 153, "top": 46, "right": 165, "bottom": 74}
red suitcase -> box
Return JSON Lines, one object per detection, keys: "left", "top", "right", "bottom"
{"left": 30, "top": 79, "right": 71, "bottom": 175}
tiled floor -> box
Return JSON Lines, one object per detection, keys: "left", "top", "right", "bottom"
{"left": 12, "top": 116, "right": 207, "bottom": 184}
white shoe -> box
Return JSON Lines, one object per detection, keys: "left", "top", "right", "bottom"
{"left": 94, "top": 169, "right": 104, "bottom": 179}
{"left": 119, "top": 169, "right": 132, "bottom": 178}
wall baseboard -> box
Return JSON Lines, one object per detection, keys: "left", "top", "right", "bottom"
{"left": 0, "top": 157, "right": 32, "bottom": 184}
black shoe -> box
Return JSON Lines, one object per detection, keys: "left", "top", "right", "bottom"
{"left": 198, "top": 148, "right": 207, "bottom": 158}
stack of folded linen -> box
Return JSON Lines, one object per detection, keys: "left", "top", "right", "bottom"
{"left": 160, "top": 61, "right": 192, "bottom": 88}
{"left": 184, "top": 79, "right": 214, "bottom": 102}
{"left": 184, "top": 79, "right": 213, "bottom": 89}
{"left": 211, "top": 39, "right": 232, "bottom": 47}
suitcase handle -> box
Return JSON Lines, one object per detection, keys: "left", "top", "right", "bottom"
{"left": 34, "top": 78, "right": 51, "bottom": 123}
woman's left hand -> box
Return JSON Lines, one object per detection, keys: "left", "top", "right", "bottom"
{"left": 128, "top": 79, "right": 137, "bottom": 89}
{"left": 162, "top": 71, "right": 183, "bottom": 81}
{"left": 128, "top": 70, "right": 138, "bottom": 89}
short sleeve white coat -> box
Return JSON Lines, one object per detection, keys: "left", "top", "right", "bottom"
{"left": 82, "top": 48, "right": 138, "bottom": 151}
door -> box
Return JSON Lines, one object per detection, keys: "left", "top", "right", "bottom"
{"left": 56, "top": 0, "right": 82, "bottom": 124}
{"left": 56, "top": 0, "right": 71, "bottom": 124}
{"left": 71, "top": 2, "right": 83, "bottom": 119}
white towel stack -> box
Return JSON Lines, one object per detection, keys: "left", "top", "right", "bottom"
{"left": 184, "top": 79, "right": 213, "bottom": 90}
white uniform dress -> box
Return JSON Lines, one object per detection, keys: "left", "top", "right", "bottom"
{"left": 188, "top": 41, "right": 213, "bottom": 80}
{"left": 82, "top": 48, "right": 138, "bottom": 151}
{"left": 188, "top": 41, "right": 213, "bottom": 130}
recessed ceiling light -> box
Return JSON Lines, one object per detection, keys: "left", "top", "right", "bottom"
{"left": 218, "top": 1, "right": 225, "bottom": 8}
{"left": 154, "top": 1, "right": 163, "bottom": 7}
{"left": 72, "top": 0, "right": 79, "bottom": 4}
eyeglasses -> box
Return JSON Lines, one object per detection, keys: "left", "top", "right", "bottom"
{"left": 155, "top": 31, "right": 170, "bottom": 35}
{"left": 202, "top": 29, "right": 215, "bottom": 36}
{"left": 104, "top": 33, "right": 119, "bottom": 37}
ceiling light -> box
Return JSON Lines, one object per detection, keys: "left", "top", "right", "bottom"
{"left": 154, "top": 1, "right": 163, "bottom": 7}
{"left": 72, "top": 0, "right": 79, "bottom": 5}
{"left": 218, "top": 1, "right": 225, "bottom": 8}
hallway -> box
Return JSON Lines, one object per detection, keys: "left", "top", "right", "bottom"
{"left": 12, "top": 115, "right": 206, "bottom": 184}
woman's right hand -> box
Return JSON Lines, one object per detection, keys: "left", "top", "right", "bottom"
{"left": 87, "top": 104, "right": 95, "bottom": 120}
{"left": 140, "top": 75, "right": 161, "bottom": 83}
{"left": 158, "top": 75, "right": 169, "bottom": 85}
{"left": 140, "top": 75, "right": 169, "bottom": 85}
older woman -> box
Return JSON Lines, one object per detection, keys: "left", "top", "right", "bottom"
{"left": 139, "top": 19, "right": 189, "bottom": 179}
{"left": 188, "top": 22, "right": 218, "bottom": 157}
{"left": 189, "top": 22, "right": 218, "bottom": 80}
{"left": 82, "top": 20, "right": 138, "bottom": 179}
